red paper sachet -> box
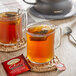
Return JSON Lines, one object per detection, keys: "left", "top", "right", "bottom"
{"left": 2, "top": 54, "right": 30, "bottom": 76}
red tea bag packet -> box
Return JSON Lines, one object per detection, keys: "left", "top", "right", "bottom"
{"left": 2, "top": 54, "right": 30, "bottom": 76}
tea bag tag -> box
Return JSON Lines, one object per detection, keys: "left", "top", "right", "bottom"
{"left": 55, "top": 63, "right": 66, "bottom": 71}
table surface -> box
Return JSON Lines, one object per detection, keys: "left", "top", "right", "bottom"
{"left": 0, "top": 15, "right": 76, "bottom": 76}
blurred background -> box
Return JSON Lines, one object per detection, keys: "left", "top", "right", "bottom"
{"left": 0, "top": 0, "right": 35, "bottom": 9}
{"left": 0, "top": 0, "right": 75, "bottom": 10}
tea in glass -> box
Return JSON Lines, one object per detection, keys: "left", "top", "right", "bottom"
{"left": 26, "top": 24, "right": 55, "bottom": 63}
{"left": 0, "top": 12, "right": 22, "bottom": 45}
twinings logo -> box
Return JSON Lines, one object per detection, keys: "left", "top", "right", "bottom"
{"left": 7, "top": 59, "right": 20, "bottom": 65}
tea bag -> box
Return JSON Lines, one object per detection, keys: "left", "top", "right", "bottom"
{"left": 0, "top": 12, "right": 17, "bottom": 18}
{"left": 34, "top": 30, "right": 48, "bottom": 34}
{"left": 5, "top": 12, "right": 17, "bottom": 17}
{"left": 30, "top": 36, "right": 47, "bottom": 41}
{"left": 29, "top": 25, "right": 54, "bottom": 41}
{"left": 3, "top": 12, "right": 20, "bottom": 25}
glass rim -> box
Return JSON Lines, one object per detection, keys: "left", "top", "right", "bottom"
{"left": 0, "top": 7, "right": 25, "bottom": 20}
{"left": 26, "top": 22, "right": 58, "bottom": 37}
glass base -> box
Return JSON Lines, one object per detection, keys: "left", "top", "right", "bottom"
{"left": 0, "top": 42, "right": 15, "bottom": 46}
{"left": 26, "top": 57, "right": 53, "bottom": 64}
{"left": 0, "top": 39, "right": 21, "bottom": 46}
{"left": 0, "top": 38, "right": 26, "bottom": 52}
{"left": 26, "top": 56, "right": 60, "bottom": 72}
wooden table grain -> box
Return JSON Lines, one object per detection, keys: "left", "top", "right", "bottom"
{"left": 0, "top": 16, "right": 76, "bottom": 76}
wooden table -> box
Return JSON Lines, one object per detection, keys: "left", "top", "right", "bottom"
{"left": 0, "top": 16, "right": 76, "bottom": 76}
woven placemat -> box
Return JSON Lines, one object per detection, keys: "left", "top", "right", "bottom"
{"left": 26, "top": 56, "right": 60, "bottom": 72}
{"left": 0, "top": 38, "right": 26, "bottom": 52}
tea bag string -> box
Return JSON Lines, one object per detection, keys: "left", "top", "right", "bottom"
{"left": 17, "top": 8, "right": 20, "bottom": 15}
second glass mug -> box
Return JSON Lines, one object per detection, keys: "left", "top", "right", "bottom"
{"left": 0, "top": 7, "right": 26, "bottom": 46}
{"left": 26, "top": 21, "right": 61, "bottom": 63}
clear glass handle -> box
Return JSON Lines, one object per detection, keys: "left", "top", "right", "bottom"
{"left": 55, "top": 27, "right": 62, "bottom": 49}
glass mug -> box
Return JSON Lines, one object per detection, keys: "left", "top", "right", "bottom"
{"left": 26, "top": 21, "right": 61, "bottom": 63}
{"left": 0, "top": 7, "right": 26, "bottom": 46}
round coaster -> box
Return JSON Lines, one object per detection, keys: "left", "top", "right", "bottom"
{"left": 26, "top": 56, "right": 60, "bottom": 72}
{"left": 0, "top": 38, "right": 26, "bottom": 52}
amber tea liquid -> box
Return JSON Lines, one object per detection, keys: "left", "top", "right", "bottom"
{"left": 0, "top": 12, "right": 22, "bottom": 44}
{"left": 26, "top": 25, "right": 55, "bottom": 63}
